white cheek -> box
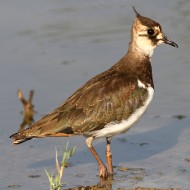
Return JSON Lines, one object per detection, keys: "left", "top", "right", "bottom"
{"left": 136, "top": 36, "right": 156, "bottom": 56}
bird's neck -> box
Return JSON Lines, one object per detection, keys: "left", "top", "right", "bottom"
{"left": 113, "top": 46, "right": 154, "bottom": 88}
{"left": 128, "top": 39, "right": 156, "bottom": 58}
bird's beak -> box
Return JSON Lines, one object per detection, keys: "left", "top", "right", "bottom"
{"left": 162, "top": 35, "right": 178, "bottom": 48}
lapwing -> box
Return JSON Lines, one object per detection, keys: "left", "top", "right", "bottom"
{"left": 10, "top": 7, "right": 178, "bottom": 178}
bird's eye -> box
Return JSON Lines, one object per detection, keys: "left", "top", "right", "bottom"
{"left": 147, "top": 29, "right": 155, "bottom": 36}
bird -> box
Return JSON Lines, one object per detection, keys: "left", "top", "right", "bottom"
{"left": 10, "top": 7, "right": 178, "bottom": 178}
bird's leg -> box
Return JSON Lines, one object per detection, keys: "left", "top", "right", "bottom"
{"left": 86, "top": 137, "right": 108, "bottom": 178}
{"left": 106, "top": 138, "right": 113, "bottom": 175}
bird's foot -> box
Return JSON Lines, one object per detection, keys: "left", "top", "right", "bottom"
{"left": 99, "top": 165, "right": 108, "bottom": 178}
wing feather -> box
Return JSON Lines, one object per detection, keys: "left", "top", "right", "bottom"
{"left": 12, "top": 69, "right": 148, "bottom": 139}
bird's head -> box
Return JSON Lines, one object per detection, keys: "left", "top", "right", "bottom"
{"left": 130, "top": 7, "right": 178, "bottom": 57}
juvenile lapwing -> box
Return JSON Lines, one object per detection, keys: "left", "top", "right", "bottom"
{"left": 10, "top": 7, "right": 178, "bottom": 178}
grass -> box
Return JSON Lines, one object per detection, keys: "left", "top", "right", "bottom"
{"left": 45, "top": 142, "right": 75, "bottom": 190}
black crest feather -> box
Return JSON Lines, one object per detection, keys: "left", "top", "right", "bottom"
{"left": 132, "top": 6, "right": 141, "bottom": 17}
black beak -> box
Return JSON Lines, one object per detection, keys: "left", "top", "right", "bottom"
{"left": 163, "top": 36, "right": 178, "bottom": 48}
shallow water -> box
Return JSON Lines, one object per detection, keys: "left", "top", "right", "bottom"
{"left": 1, "top": 0, "right": 190, "bottom": 189}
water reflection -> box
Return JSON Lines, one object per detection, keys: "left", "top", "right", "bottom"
{"left": 64, "top": 176, "right": 113, "bottom": 190}
{"left": 17, "top": 89, "right": 35, "bottom": 132}
{"left": 63, "top": 166, "right": 182, "bottom": 190}
{"left": 64, "top": 176, "right": 181, "bottom": 190}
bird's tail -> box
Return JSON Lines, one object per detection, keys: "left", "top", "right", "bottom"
{"left": 10, "top": 132, "right": 33, "bottom": 145}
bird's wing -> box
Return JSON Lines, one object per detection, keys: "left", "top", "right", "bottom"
{"left": 62, "top": 72, "right": 149, "bottom": 134}
{"left": 11, "top": 70, "right": 148, "bottom": 141}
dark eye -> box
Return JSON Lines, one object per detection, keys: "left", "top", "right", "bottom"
{"left": 147, "top": 29, "right": 154, "bottom": 36}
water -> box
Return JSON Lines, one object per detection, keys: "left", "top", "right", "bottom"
{"left": 0, "top": 0, "right": 190, "bottom": 189}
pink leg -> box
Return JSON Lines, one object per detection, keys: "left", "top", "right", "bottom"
{"left": 106, "top": 138, "right": 113, "bottom": 175}
{"left": 86, "top": 137, "right": 108, "bottom": 178}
